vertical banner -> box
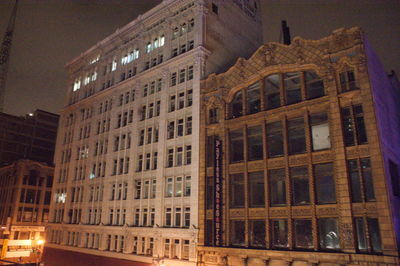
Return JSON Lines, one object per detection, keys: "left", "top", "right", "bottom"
{"left": 214, "top": 139, "right": 222, "bottom": 246}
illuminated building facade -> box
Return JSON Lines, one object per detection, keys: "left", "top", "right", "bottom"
{"left": 46, "top": 1, "right": 262, "bottom": 265}
{"left": 0, "top": 159, "right": 53, "bottom": 262}
{"left": 198, "top": 27, "right": 400, "bottom": 265}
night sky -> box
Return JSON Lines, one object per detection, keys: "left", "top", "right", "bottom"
{"left": 0, "top": 0, "right": 399, "bottom": 116}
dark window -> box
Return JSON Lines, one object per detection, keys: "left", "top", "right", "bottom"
{"left": 249, "top": 171, "right": 264, "bottom": 207}
{"left": 294, "top": 219, "right": 313, "bottom": 249}
{"left": 389, "top": 159, "right": 400, "bottom": 197}
{"left": 212, "top": 3, "right": 218, "bottom": 14}
{"left": 291, "top": 166, "right": 310, "bottom": 205}
{"left": 247, "top": 126, "right": 263, "bottom": 161}
{"left": 44, "top": 191, "right": 51, "bottom": 205}
{"left": 318, "top": 218, "right": 340, "bottom": 249}
{"left": 348, "top": 158, "right": 376, "bottom": 202}
{"left": 340, "top": 70, "right": 358, "bottom": 92}
{"left": 310, "top": 113, "right": 330, "bottom": 151}
{"left": 29, "top": 170, "right": 38, "bottom": 186}
{"left": 271, "top": 219, "right": 288, "bottom": 248}
{"left": 230, "top": 220, "right": 245, "bottom": 246}
{"left": 342, "top": 105, "right": 367, "bottom": 146}
{"left": 288, "top": 117, "right": 306, "bottom": 154}
{"left": 269, "top": 168, "right": 286, "bottom": 206}
{"left": 206, "top": 176, "right": 214, "bottom": 210}
{"left": 284, "top": 72, "right": 302, "bottom": 105}
{"left": 355, "top": 218, "right": 382, "bottom": 253}
{"left": 314, "top": 163, "right": 336, "bottom": 204}
{"left": 305, "top": 71, "right": 324, "bottom": 99}
{"left": 264, "top": 74, "right": 281, "bottom": 109}
{"left": 266, "top": 121, "right": 284, "bottom": 157}
{"left": 247, "top": 82, "right": 261, "bottom": 114}
{"left": 229, "top": 91, "right": 243, "bottom": 119}
{"left": 354, "top": 217, "right": 368, "bottom": 252}
{"left": 206, "top": 136, "right": 215, "bottom": 167}
{"left": 205, "top": 220, "right": 214, "bottom": 246}
{"left": 229, "top": 129, "right": 244, "bottom": 163}
{"left": 209, "top": 108, "right": 219, "bottom": 124}
{"left": 230, "top": 174, "right": 244, "bottom": 208}
{"left": 249, "top": 220, "right": 265, "bottom": 247}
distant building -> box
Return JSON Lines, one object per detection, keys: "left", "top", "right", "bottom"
{"left": 0, "top": 109, "right": 59, "bottom": 166}
{"left": 0, "top": 159, "right": 53, "bottom": 263}
{"left": 199, "top": 27, "right": 400, "bottom": 265}
{"left": 46, "top": 0, "right": 262, "bottom": 265}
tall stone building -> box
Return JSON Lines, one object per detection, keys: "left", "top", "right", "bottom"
{"left": 199, "top": 27, "right": 400, "bottom": 265}
{"left": 45, "top": 1, "right": 262, "bottom": 265}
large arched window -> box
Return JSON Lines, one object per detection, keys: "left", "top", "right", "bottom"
{"left": 229, "top": 91, "right": 243, "bottom": 119}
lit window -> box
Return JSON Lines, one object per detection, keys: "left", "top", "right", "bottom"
{"left": 111, "top": 60, "right": 117, "bottom": 71}
{"left": 146, "top": 42, "right": 152, "bottom": 53}
{"left": 160, "top": 35, "right": 165, "bottom": 46}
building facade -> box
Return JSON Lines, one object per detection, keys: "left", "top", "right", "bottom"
{"left": 46, "top": 1, "right": 262, "bottom": 265}
{"left": 198, "top": 27, "right": 400, "bottom": 265}
{"left": 0, "top": 159, "right": 53, "bottom": 262}
{"left": 0, "top": 109, "right": 59, "bottom": 166}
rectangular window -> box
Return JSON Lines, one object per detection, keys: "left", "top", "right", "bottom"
{"left": 169, "top": 95, "right": 176, "bottom": 112}
{"left": 139, "top": 130, "right": 144, "bottom": 146}
{"left": 152, "top": 152, "right": 158, "bottom": 170}
{"left": 264, "top": 74, "right": 281, "bottom": 109}
{"left": 311, "top": 113, "right": 331, "bottom": 151}
{"left": 187, "top": 66, "right": 193, "bottom": 80}
{"left": 284, "top": 72, "right": 302, "bottom": 105}
{"left": 206, "top": 176, "right": 214, "bottom": 210}
{"left": 314, "top": 163, "right": 336, "bottom": 204}
{"left": 247, "top": 125, "right": 263, "bottom": 161}
{"left": 186, "top": 89, "right": 193, "bottom": 106}
{"left": 170, "top": 72, "right": 177, "bottom": 86}
{"left": 271, "top": 220, "right": 288, "bottom": 248}
{"left": 247, "top": 82, "right": 261, "bottom": 114}
{"left": 230, "top": 220, "right": 245, "bottom": 246}
{"left": 267, "top": 121, "right": 284, "bottom": 157}
{"left": 137, "top": 155, "right": 143, "bottom": 172}
{"left": 340, "top": 70, "right": 358, "bottom": 92}
{"left": 167, "top": 149, "right": 174, "bottom": 167}
{"left": 354, "top": 217, "right": 368, "bottom": 252}
{"left": 291, "top": 166, "right": 310, "bottom": 205}
{"left": 175, "top": 177, "right": 183, "bottom": 197}
{"left": 249, "top": 171, "right": 264, "bottom": 207}
{"left": 306, "top": 71, "right": 325, "bottom": 99}
{"left": 167, "top": 121, "right": 175, "bottom": 139}
{"left": 179, "top": 69, "right": 186, "bottom": 83}
{"left": 165, "top": 178, "right": 173, "bottom": 197}
{"left": 318, "top": 218, "right": 340, "bottom": 249}
{"left": 184, "top": 176, "right": 191, "bottom": 196}
{"left": 249, "top": 220, "right": 265, "bottom": 247}
{"left": 177, "top": 119, "right": 184, "bottom": 136}
{"left": 342, "top": 105, "right": 368, "bottom": 146}
{"left": 184, "top": 208, "right": 190, "bottom": 227}
{"left": 186, "top": 116, "right": 192, "bottom": 135}
{"left": 389, "top": 159, "right": 400, "bottom": 197}
{"left": 269, "top": 169, "right": 286, "bottom": 206}
{"left": 294, "top": 219, "right": 313, "bottom": 249}
{"left": 185, "top": 145, "right": 192, "bottom": 165}
{"left": 229, "top": 129, "right": 244, "bottom": 163}
{"left": 175, "top": 208, "right": 181, "bottom": 227}
{"left": 176, "top": 147, "right": 183, "bottom": 166}
{"left": 288, "top": 117, "right": 306, "bottom": 154}
{"left": 147, "top": 128, "right": 153, "bottom": 144}
{"left": 230, "top": 174, "right": 244, "bottom": 208}
{"left": 367, "top": 218, "right": 382, "bottom": 252}
{"left": 165, "top": 208, "right": 171, "bottom": 227}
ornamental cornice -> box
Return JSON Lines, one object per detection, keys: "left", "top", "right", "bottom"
{"left": 202, "top": 27, "right": 364, "bottom": 97}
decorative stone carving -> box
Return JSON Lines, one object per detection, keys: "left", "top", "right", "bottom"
{"left": 270, "top": 209, "right": 287, "bottom": 217}
{"left": 292, "top": 207, "right": 312, "bottom": 216}
{"left": 230, "top": 209, "right": 245, "bottom": 218}
{"left": 317, "top": 207, "right": 337, "bottom": 216}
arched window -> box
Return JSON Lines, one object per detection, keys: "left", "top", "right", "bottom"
{"left": 305, "top": 70, "right": 324, "bottom": 99}
{"left": 264, "top": 74, "right": 281, "bottom": 109}
{"left": 229, "top": 91, "right": 243, "bottom": 119}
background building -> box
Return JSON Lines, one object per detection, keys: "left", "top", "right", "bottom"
{"left": 0, "top": 159, "right": 53, "bottom": 263}
{"left": 199, "top": 27, "right": 400, "bottom": 265}
{"left": 0, "top": 109, "right": 59, "bottom": 166}
{"left": 45, "top": 1, "right": 262, "bottom": 265}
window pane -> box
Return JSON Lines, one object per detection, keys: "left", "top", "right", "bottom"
{"left": 264, "top": 74, "right": 281, "bottom": 109}
{"left": 361, "top": 158, "right": 375, "bottom": 201}
{"left": 294, "top": 219, "right": 313, "bottom": 249}
{"left": 354, "top": 105, "right": 368, "bottom": 144}
{"left": 249, "top": 171, "right": 264, "bottom": 207}
{"left": 250, "top": 220, "right": 265, "bottom": 247}
{"left": 271, "top": 220, "right": 288, "bottom": 248}
{"left": 248, "top": 126, "right": 263, "bottom": 161}
{"left": 311, "top": 113, "right": 331, "bottom": 151}
{"left": 284, "top": 72, "right": 302, "bottom": 105}
{"left": 314, "top": 163, "right": 336, "bottom": 204}
{"left": 230, "top": 220, "right": 245, "bottom": 246}
{"left": 230, "top": 91, "right": 243, "bottom": 119}
{"left": 348, "top": 159, "right": 362, "bottom": 203}
{"left": 267, "top": 121, "right": 283, "bottom": 157}
{"left": 318, "top": 218, "right": 340, "bottom": 249}
{"left": 342, "top": 107, "right": 355, "bottom": 146}
{"left": 229, "top": 130, "right": 244, "bottom": 163}
{"left": 291, "top": 166, "right": 310, "bottom": 205}
{"left": 367, "top": 218, "right": 382, "bottom": 252}
{"left": 305, "top": 71, "right": 324, "bottom": 99}
{"left": 340, "top": 70, "right": 358, "bottom": 92}
{"left": 269, "top": 169, "right": 286, "bottom": 206}
{"left": 206, "top": 177, "right": 214, "bottom": 210}
{"left": 354, "top": 217, "right": 368, "bottom": 251}
{"left": 247, "top": 82, "right": 261, "bottom": 114}
{"left": 230, "top": 174, "right": 244, "bottom": 208}
{"left": 205, "top": 220, "right": 214, "bottom": 246}
{"left": 288, "top": 117, "right": 306, "bottom": 154}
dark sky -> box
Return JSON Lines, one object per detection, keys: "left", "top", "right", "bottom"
{"left": 0, "top": 0, "right": 399, "bottom": 116}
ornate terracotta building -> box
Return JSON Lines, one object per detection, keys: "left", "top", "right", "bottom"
{"left": 199, "top": 27, "right": 400, "bottom": 265}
